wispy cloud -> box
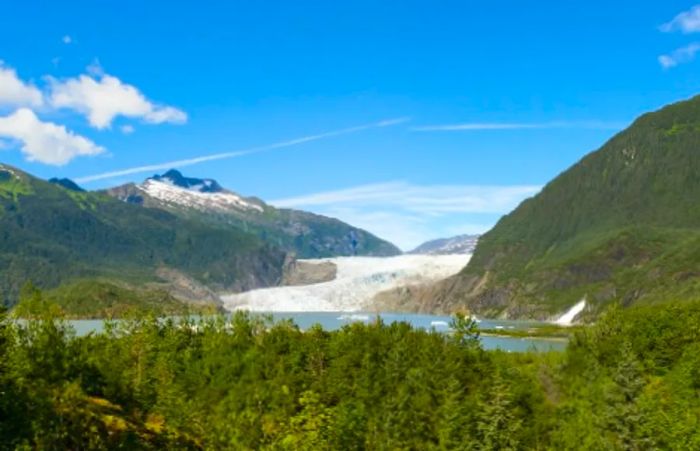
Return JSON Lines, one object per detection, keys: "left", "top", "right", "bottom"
{"left": 411, "top": 120, "right": 627, "bottom": 132}
{"left": 120, "top": 124, "right": 135, "bottom": 134}
{"left": 660, "top": 5, "right": 700, "bottom": 33}
{"left": 270, "top": 181, "right": 541, "bottom": 250}
{"left": 76, "top": 118, "right": 410, "bottom": 183}
{"left": 658, "top": 42, "right": 700, "bottom": 68}
{"left": 271, "top": 181, "right": 539, "bottom": 214}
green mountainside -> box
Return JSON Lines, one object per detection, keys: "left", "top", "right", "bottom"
{"left": 17, "top": 280, "right": 219, "bottom": 319}
{"left": 105, "top": 170, "right": 401, "bottom": 259}
{"left": 0, "top": 164, "right": 286, "bottom": 307}
{"left": 427, "top": 95, "right": 700, "bottom": 319}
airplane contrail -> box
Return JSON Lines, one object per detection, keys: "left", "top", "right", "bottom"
{"left": 76, "top": 117, "right": 410, "bottom": 183}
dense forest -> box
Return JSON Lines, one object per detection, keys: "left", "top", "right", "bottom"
{"left": 1, "top": 288, "right": 699, "bottom": 449}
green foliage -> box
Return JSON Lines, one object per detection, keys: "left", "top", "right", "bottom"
{"left": 474, "top": 372, "right": 522, "bottom": 450}
{"left": 449, "top": 312, "right": 481, "bottom": 348}
{"left": 458, "top": 95, "right": 700, "bottom": 317}
{"left": 13, "top": 281, "right": 64, "bottom": 319}
{"left": 3, "top": 302, "right": 699, "bottom": 448}
{"left": 39, "top": 280, "right": 219, "bottom": 319}
{"left": 0, "top": 167, "right": 33, "bottom": 202}
{"left": 480, "top": 323, "right": 578, "bottom": 339}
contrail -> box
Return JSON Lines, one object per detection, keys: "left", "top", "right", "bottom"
{"left": 410, "top": 120, "right": 628, "bottom": 132}
{"left": 76, "top": 117, "right": 410, "bottom": 183}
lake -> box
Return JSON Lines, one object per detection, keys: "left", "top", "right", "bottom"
{"left": 66, "top": 311, "right": 567, "bottom": 352}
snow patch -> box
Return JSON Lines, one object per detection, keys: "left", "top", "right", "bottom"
{"left": 0, "top": 164, "right": 19, "bottom": 178}
{"left": 554, "top": 299, "right": 586, "bottom": 326}
{"left": 222, "top": 254, "right": 471, "bottom": 312}
{"left": 140, "top": 179, "right": 263, "bottom": 212}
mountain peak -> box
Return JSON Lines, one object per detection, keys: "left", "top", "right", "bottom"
{"left": 49, "top": 178, "right": 85, "bottom": 192}
{"left": 148, "top": 169, "right": 224, "bottom": 193}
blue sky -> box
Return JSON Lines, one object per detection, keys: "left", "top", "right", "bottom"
{"left": 1, "top": 1, "right": 700, "bottom": 249}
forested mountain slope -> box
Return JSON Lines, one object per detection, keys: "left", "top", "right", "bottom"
{"left": 0, "top": 164, "right": 285, "bottom": 306}
{"left": 427, "top": 95, "right": 700, "bottom": 318}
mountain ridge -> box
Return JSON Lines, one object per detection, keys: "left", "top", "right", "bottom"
{"left": 105, "top": 170, "right": 401, "bottom": 259}
{"left": 0, "top": 163, "right": 286, "bottom": 306}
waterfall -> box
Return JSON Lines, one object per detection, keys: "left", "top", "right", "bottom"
{"left": 554, "top": 299, "right": 586, "bottom": 326}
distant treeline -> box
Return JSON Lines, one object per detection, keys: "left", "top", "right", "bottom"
{"left": 1, "top": 289, "right": 699, "bottom": 449}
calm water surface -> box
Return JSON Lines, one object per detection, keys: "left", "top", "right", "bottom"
{"left": 66, "top": 312, "right": 566, "bottom": 352}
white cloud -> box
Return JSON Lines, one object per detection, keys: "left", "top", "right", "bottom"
{"left": 412, "top": 120, "right": 627, "bottom": 132}
{"left": 0, "top": 62, "right": 43, "bottom": 108}
{"left": 658, "top": 42, "right": 700, "bottom": 68}
{"left": 660, "top": 5, "right": 700, "bottom": 33}
{"left": 120, "top": 124, "right": 135, "bottom": 134}
{"left": 75, "top": 117, "right": 409, "bottom": 183}
{"left": 0, "top": 108, "right": 105, "bottom": 165}
{"left": 62, "top": 35, "right": 73, "bottom": 44}
{"left": 270, "top": 182, "right": 541, "bottom": 250}
{"left": 48, "top": 73, "right": 187, "bottom": 129}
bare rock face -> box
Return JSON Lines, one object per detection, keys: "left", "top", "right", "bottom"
{"left": 281, "top": 258, "right": 338, "bottom": 286}
{"left": 373, "top": 270, "right": 559, "bottom": 320}
{"left": 372, "top": 282, "right": 444, "bottom": 313}
{"left": 154, "top": 267, "right": 223, "bottom": 305}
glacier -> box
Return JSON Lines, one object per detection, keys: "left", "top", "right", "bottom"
{"left": 222, "top": 254, "right": 471, "bottom": 312}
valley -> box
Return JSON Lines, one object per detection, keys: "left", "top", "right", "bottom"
{"left": 4, "top": 2, "right": 700, "bottom": 448}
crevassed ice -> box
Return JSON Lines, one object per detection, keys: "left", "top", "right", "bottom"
{"left": 222, "top": 254, "right": 471, "bottom": 312}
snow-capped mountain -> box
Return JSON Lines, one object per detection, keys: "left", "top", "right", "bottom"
{"left": 135, "top": 169, "right": 264, "bottom": 212}
{"left": 140, "top": 178, "right": 264, "bottom": 213}
{"left": 105, "top": 170, "right": 401, "bottom": 259}
{"left": 150, "top": 169, "right": 225, "bottom": 193}
{"left": 409, "top": 234, "right": 479, "bottom": 255}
